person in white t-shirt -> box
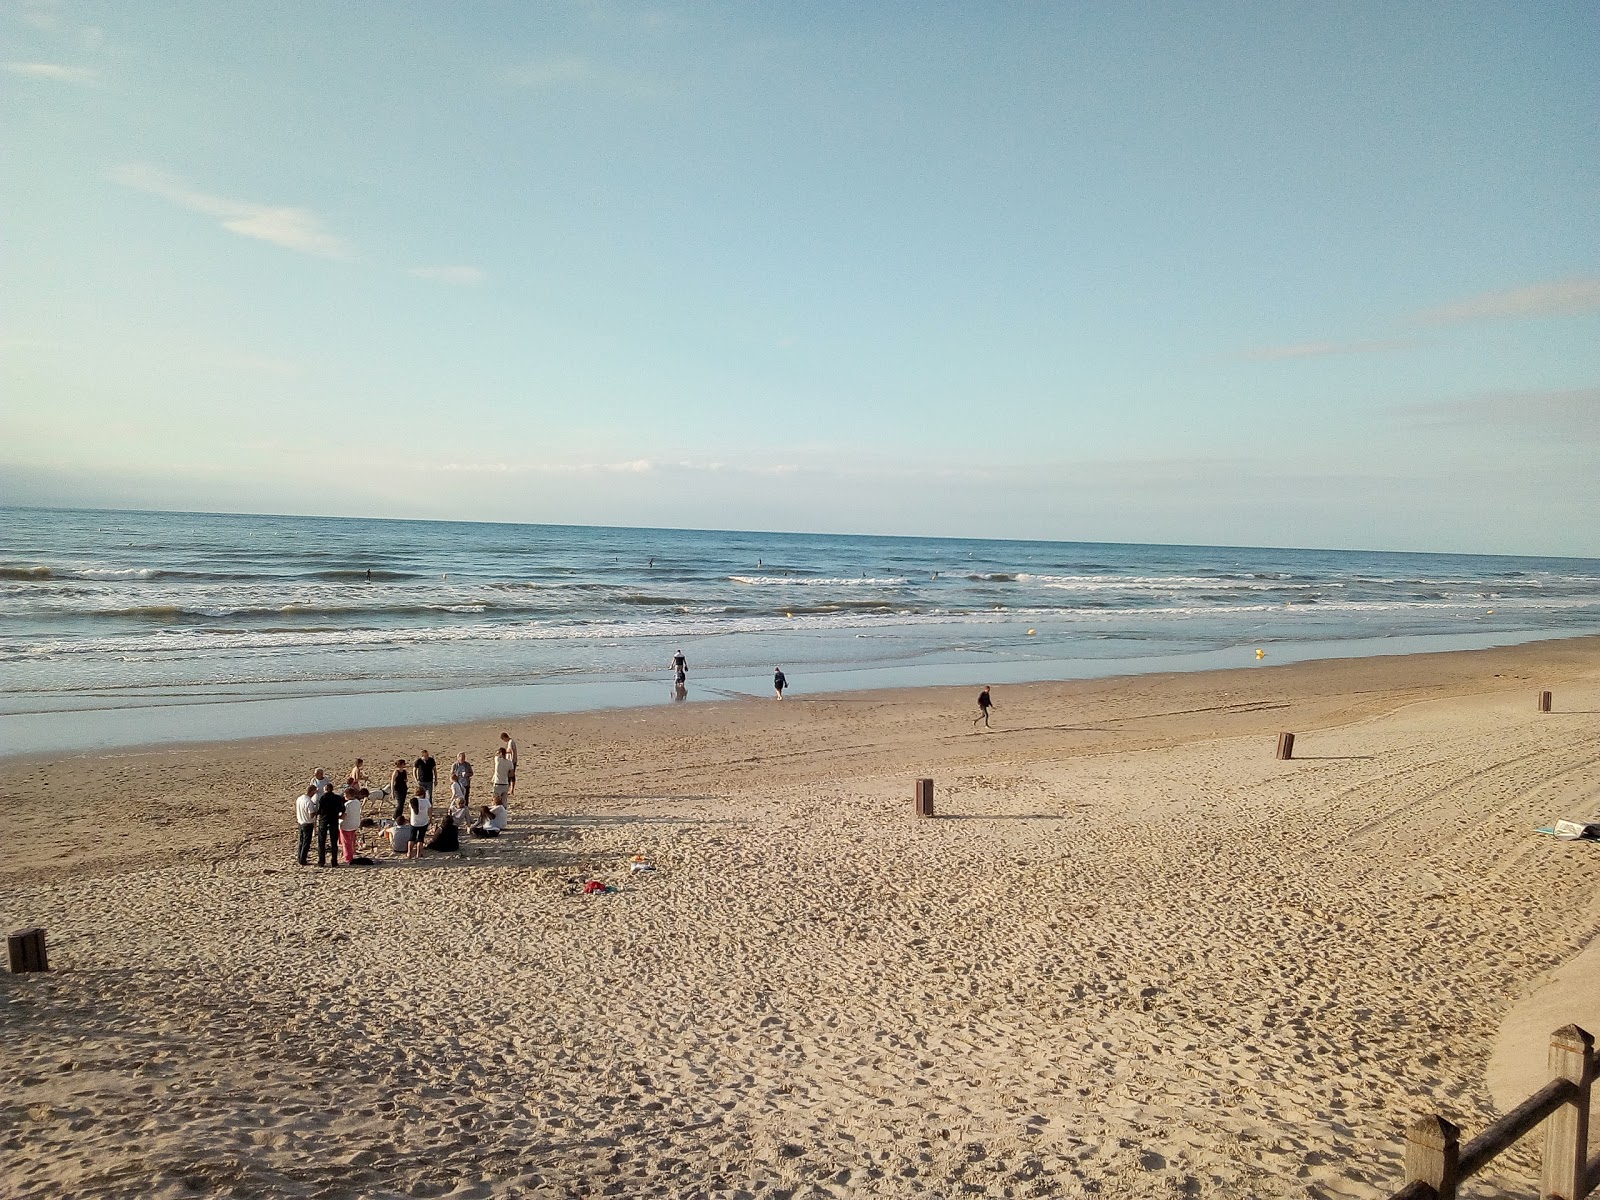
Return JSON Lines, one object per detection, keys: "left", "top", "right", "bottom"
{"left": 310, "top": 768, "right": 333, "bottom": 796}
{"left": 490, "top": 747, "right": 512, "bottom": 803}
{"left": 295, "top": 785, "right": 318, "bottom": 865}
{"left": 472, "top": 802, "right": 508, "bottom": 838}
{"left": 407, "top": 792, "right": 432, "bottom": 860}
{"left": 339, "top": 787, "right": 362, "bottom": 864}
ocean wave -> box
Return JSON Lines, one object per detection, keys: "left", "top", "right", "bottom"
{"left": 10, "top": 593, "right": 1597, "bottom": 660}
{"left": 729, "top": 575, "right": 910, "bottom": 586}
{"left": 0, "top": 565, "right": 52, "bottom": 579}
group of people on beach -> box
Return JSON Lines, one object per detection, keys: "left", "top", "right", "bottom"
{"left": 292, "top": 732, "right": 522, "bottom": 867}
{"left": 670, "top": 650, "right": 788, "bottom": 700}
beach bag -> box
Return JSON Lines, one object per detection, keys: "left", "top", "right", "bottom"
{"left": 1553, "top": 819, "right": 1600, "bottom": 841}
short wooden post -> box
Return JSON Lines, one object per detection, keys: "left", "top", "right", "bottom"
{"left": 1540, "top": 1024, "right": 1593, "bottom": 1200}
{"left": 7, "top": 927, "right": 48, "bottom": 973}
{"left": 1538, "top": 691, "right": 1553, "bottom": 713}
{"left": 1276, "top": 732, "right": 1296, "bottom": 760}
{"left": 1403, "top": 1115, "right": 1460, "bottom": 1200}
{"left": 914, "top": 778, "right": 934, "bottom": 818}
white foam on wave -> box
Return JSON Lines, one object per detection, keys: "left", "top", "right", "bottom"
{"left": 729, "top": 575, "right": 910, "bottom": 586}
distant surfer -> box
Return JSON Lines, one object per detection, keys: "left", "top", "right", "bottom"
{"left": 773, "top": 666, "right": 787, "bottom": 700}
{"left": 672, "top": 649, "right": 687, "bottom": 682}
{"left": 974, "top": 686, "right": 995, "bottom": 729}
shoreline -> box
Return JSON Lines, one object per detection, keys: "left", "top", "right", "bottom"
{"left": 5, "top": 625, "right": 1596, "bottom": 762}
{"left": 5, "top": 635, "right": 1600, "bottom": 1197}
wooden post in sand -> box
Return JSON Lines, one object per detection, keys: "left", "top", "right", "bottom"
{"left": 1403, "top": 1115, "right": 1460, "bottom": 1200}
{"left": 1540, "top": 1024, "right": 1593, "bottom": 1200}
{"left": 7, "top": 927, "right": 48, "bottom": 973}
{"left": 914, "top": 778, "right": 934, "bottom": 818}
{"left": 1276, "top": 732, "right": 1296, "bottom": 760}
{"left": 1538, "top": 690, "right": 1553, "bottom": 713}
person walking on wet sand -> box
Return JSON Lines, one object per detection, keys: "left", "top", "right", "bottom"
{"left": 974, "top": 685, "right": 995, "bottom": 729}
{"left": 773, "top": 666, "right": 787, "bottom": 700}
{"left": 672, "top": 649, "right": 687, "bottom": 682}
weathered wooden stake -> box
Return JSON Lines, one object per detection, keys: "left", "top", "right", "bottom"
{"left": 1276, "top": 731, "right": 1296, "bottom": 760}
{"left": 1403, "top": 1115, "right": 1460, "bottom": 1200}
{"left": 1538, "top": 690, "right": 1553, "bottom": 713}
{"left": 914, "top": 777, "right": 934, "bottom": 818}
{"left": 1540, "top": 1024, "right": 1593, "bottom": 1200}
{"left": 7, "top": 927, "right": 48, "bottom": 973}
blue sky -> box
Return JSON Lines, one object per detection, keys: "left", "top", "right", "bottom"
{"left": 3, "top": 0, "right": 1598, "bottom": 555}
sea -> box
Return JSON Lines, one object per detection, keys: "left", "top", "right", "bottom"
{"left": 4, "top": 506, "right": 1600, "bottom": 756}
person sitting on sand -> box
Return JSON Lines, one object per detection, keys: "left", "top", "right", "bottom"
{"left": 407, "top": 790, "right": 431, "bottom": 860}
{"left": 426, "top": 810, "right": 459, "bottom": 853}
{"left": 472, "top": 800, "right": 509, "bottom": 838}
{"left": 449, "top": 795, "right": 472, "bottom": 829}
{"left": 384, "top": 819, "right": 411, "bottom": 855}
{"left": 339, "top": 785, "right": 362, "bottom": 864}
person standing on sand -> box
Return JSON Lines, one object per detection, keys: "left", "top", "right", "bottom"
{"left": 390, "top": 758, "right": 409, "bottom": 822}
{"left": 414, "top": 750, "right": 436, "bottom": 801}
{"left": 500, "top": 732, "right": 518, "bottom": 797}
{"left": 773, "top": 667, "right": 787, "bottom": 700}
{"left": 974, "top": 686, "right": 995, "bottom": 729}
{"left": 407, "top": 789, "right": 431, "bottom": 860}
{"left": 310, "top": 768, "right": 332, "bottom": 796}
{"left": 315, "top": 785, "right": 346, "bottom": 868}
{"left": 452, "top": 753, "right": 473, "bottom": 806}
{"left": 348, "top": 759, "right": 368, "bottom": 789}
{"left": 339, "top": 785, "right": 362, "bottom": 864}
{"left": 491, "top": 746, "right": 513, "bottom": 806}
{"left": 295, "top": 784, "right": 318, "bottom": 865}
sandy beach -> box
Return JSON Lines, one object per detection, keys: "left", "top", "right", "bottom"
{"left": 4, "top": 637, "right": 1600, "bottom": 1199}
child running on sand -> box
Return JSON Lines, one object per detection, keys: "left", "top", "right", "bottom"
{"left": 975, "top": 686, "right": 995, "bottom": 728}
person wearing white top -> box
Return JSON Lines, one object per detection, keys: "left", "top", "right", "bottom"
{"left": 338, "top": 788, "right": 362, "bottom": 864}
{"left": 491, "top": 747, "right": 513, "bottom": 801}
{"left": 450, "top": 797, "right": 472, "bottom": 829}
{"left": 295, "top": 786, "right": 318, "bottom": 865}
{"left": 310, "top": 768, "right": 333, "bottom": 796}
{"left": 407, "top": 793, "right": 432, "bottom": 859}
{"left": 472, "top": 802, "right": 508, "bottom": 837}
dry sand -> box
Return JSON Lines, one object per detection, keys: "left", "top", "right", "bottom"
{"left": 4, "top": 638, "right": 1600, "bottom": 1198}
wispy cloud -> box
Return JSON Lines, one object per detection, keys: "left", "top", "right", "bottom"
{"left": 502, "top": 54, "right": 662, "bottom": 97}
{"left": 4, "top": 60, "right": 97, "bottom": 85}
{"left": 408, "top": 265, "right": 486, "bottom": 286}
{"left": 428, "top": 458, "right": 800, "bottom": 476}
{"left": 1414, "top": 278, "right": 1600, "bottom": 325}
{"left": 109, "top": 163, "right": 353, "bottom": 260}
{"left": 1411, "top": 386, "right": 1600, "bottom": 442}
{"left": 1240, "top": 337, "right": 1417, "bottom": 362}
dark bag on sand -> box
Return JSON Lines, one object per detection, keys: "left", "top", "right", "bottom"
{"left": 349, "top": 856, "right": 375, "bottom": 866}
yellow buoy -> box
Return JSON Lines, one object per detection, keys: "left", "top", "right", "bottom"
{"left": 1255, "top": 648, "right": 1266, "bottom": 659}
{"left": 1027, "top": 628, "right": 1035, "bottom": 636}
{"left": 1487, "top": 609, "right": 1495, "bottom": 614}
{"left": 786, "top": 611, "right": 793, "bottom": 618}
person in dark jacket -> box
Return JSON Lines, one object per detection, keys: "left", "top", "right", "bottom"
{"left": 390, "top": 759, "right": 409, "bottom": 822}
{"left": 414, "top": 750, "right": 436, "bottom": 800}
{"left": 316, "top": 787, "right": 347, "bottom": 868}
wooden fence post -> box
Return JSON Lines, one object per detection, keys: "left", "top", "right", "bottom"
{"left": 1538, "top": 691, "right": 1553, "bottom": 713}
{"left": 914, "top": 778, "right": 934, "bottom": 818}
{"left": 1404, "top": 1115, "right": 1459, "bottom": 1200}
{"left": 1276, "top": 732, "right": 1296, "bottom": 760}
{"left": 1540, "top": 1024, "right": 1593, "bottom": 1200}
{"left": 7, "top": 927, "right": 48, "bottom": 973}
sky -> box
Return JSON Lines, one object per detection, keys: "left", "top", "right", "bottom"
{"left": 3, "top": 1, "right": 1598, "bottom": 556}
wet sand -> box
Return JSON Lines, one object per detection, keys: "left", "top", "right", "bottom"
{"left": 4, "top": 637, "right": 1600, "bottom": 1198}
